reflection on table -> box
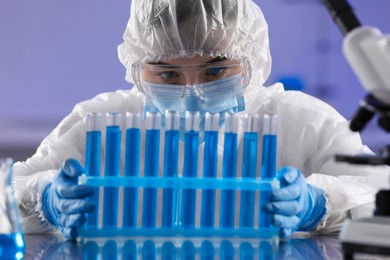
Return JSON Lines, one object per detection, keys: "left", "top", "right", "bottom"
{"left": 23, "top": 233, "right": 344, "bottom": 259}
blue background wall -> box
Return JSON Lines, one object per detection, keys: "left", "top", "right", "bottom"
{"left": 0, "top": 0, "right": 389, "bottom": 161}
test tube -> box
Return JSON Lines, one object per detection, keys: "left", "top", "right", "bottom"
{"left": 142, "top": 112, "right": 161, "bottom": 228}
{"left": 84, "top": 112, "right": 102, "bottom": 229}
{"left": 123, "top": 112, "right": 141, "bottom": 228}
{"left": 181, "top": 111, "right": 200, "bottom": 228}
{"left": 161, "top": 242, "right": 176, "bottom": 260}
{"left": 83, "top": 241, "right": 98, "bottom": 260}
{"left": 142, "top": 240, "right": 156, "bottom": 259}
{"left": 239, "top": 114, "right": 259, "bottom": 228}
{"left": 122, "top": 240, "right": 137, "bottom": 260}
{"left": 259, "top": 114, "right": 278, "bottom": 229}
{"left": 201, "top": 240, "right": 215, "bottom": 260}
{"left": 220, "top": 240, "right": 234, "bottom": 260}
{"left": 200, "top": 112, "right": 219, "bottom": 228}
{"left": 181, "top": 241, "right": 196, "bottom": 259}
{"left": 162, "top": 111, "right": 180, "bottom": 228}
{"left": 103, "top": 113, "right": 122, "bottom": 228}
{"left": 259, "top": 241, "right": 273, "bottom": 260}
{"left": 220, "top": 113, "right": 239, "bottom": 228}
{"left": 102, "top": 240, "right": 118, "bottom": 260}
{"left": 239, "top": 242, "right": 254, "bottom": 259}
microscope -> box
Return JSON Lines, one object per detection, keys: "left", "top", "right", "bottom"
{"left": 321, "top": 0, "right": 390, "bottom": 258}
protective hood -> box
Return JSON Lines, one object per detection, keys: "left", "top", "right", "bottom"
{"left": 118, "top": 0, "right": 271, "bottom": 88}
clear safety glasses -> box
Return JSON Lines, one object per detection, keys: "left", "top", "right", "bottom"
{"left": 132, "top": 58, "right": 251, "bottom": 93}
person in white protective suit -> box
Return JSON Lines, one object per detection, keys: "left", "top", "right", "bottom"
{"left": 13, "top": 0, "right": 390, "bottom": 239}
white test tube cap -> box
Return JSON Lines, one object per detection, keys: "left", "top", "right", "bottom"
{"left": 205, "top": 112, "right": 220, "bottom": 132}
{"left": 249, "top": 114, "right": 260, "bottom": 132}
{"left": 242, "top": 114, "right": 250, "bottom": 132}
{"left": 242, "top": 114, "right": 261, "bottom": 132}
{"left": 263, "top": 114, "right": 278, "bottom": 135}
{"left": 185, "top": 111, "right": 201, "bottom": 132}
{"left": 106, "top": 112, "right": 122, "bottom": 126}
{"left": 126, "top": 112, "right": 141, "bottom": 129}
{"left": 165, "top": 110, "right": 180, "bottom": 131}
{"left": 146, "top": 111, "right": 162, "bottom": 130}
{"left": 86, "top": 112, "right": 102, "bottom": 131}
{"left": 270, "top": 114, "right": 278, "bottom": 134}
{"left": 225, "top": 113, "right": 239, "bottom": 133}
{"left": 263, "top": 114, "right": 271, "bottom": 135}
{"left": 0, "top": 157, "right": 13, "bottom": 173}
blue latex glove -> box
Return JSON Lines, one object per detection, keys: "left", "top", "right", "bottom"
{"left": 264, "top": 166, "right": 327, "bottom": 238}
{"left": 42, "top": 159, "right": 95, "bottom": 239}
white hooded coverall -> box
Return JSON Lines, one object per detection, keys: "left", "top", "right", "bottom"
{"left": 13, "top": 0, "right": 390, "bottom": 235}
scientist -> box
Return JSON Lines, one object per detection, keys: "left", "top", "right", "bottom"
{"left": 13, "top": 0, "right": 389, "bottom": 239}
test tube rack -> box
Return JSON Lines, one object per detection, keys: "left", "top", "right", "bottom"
{"left": 82, "top": 236, "right": 278, "bottom": 259}
{"left": 78, "top": 111, "right": 280, "bottom": 241}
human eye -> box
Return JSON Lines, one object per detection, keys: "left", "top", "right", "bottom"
{"left": 158, "top": 71, "right": 178, "bottom": 79}
{"left": 206, "top": 67, "right": 226, "bottom": 76}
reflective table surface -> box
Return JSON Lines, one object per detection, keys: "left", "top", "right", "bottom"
{"left": 23, "top": 233, "right": 390, "bottom": 259}
{"left": 23, "top": 233, "right": 343, "bottom": 259}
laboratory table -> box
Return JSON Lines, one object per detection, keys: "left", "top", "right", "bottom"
{"left": 22, "top": 233, "right": 389, "bottom": 259}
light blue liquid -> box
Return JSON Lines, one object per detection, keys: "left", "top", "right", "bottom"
{"left": 85, "top": 131, "right": 101, "bottom": 229}
{"left": 162, "top": 130, "right": 179, "bottom": 228}
{"left": 103, "top": 125, "right": 121, "bottom": 228}
{"left": 142, "top": 129, "right": 160, "bottom": 228}
{"left": 260, "top": 135, "right": 277, "bottom": 179}
{"left": 259, "top": 241, "right": 273, "bottom": 260}
{"left": 102, "top": 240, "right": 118, "bottom": 260}
{"left": 240, "top": 132, "right": 258, "bottom": 228}
{"left": 220, "top": 132, "right": 238, "bottom": 228}
{"left": 161, "top": 242, "right": 176, "bottom": 260}
{"left": 142, "top": 240, "right": 156, "bottom": 260}
{"left": 83, "top": 241, "right": 99, "bottom": 260}
{"left": 240, "top": 242, "right": 254, "bottom": 260}
{"left": 201, "top": 131, "right": 218, "bottom": 228}
{"left": 0, "top": 233, "right": 25, "bottom": 260}
{"left": 181, "top": 241, "right": 196, "bottom": 260}
{"left": 259, "top": 134, "right": 277, "bottom": 229}
{"left": 181, "top": 131, "right": 199, "bottom": 228}
{"left": 200, "top": 240, "right": 215, "bottom": 260}
{"left": 122, "top": 240, "right": 137, "bottom": 260}
{"left": 220, "top": 240, "right": 234, "bottom": 260}
{"left": 123, "top": 128, "right": 141, "bottom": 228}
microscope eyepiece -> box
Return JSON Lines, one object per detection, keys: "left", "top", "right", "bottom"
{"left": 322, "top": 0, "right": 361, "bottom": 35}
{"left": 350, "top": 95, "right": 379, "bottom": 132}
{"left": 350, "top": 105, "right": 375, "bottom": 132}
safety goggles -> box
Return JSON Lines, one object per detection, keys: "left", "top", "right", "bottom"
{"left": 132, "top": 58, "right": 251, "bottom": 93}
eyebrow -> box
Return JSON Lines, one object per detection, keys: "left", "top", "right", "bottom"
{"left": 149, "top": 56, "right": 228, "bottom": 67}
{"left": 208, "top": 56, "right": 228, "bottom": 63}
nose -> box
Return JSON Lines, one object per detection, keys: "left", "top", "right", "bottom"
{"left": 181, "top": 84, "right": 204, "bottom": 98}
{"left": 182, "top": 71, "right": 204, "bottom": 84}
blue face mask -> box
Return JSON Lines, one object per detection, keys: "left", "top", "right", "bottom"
{"left": 142, "top": 74, "right": 245, "bottom": 140}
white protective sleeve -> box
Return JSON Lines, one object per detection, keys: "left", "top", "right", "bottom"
{"left": 243, "top": 83, "right": 390, "bottom": 234}
{"left": 13, "top": 88, "right": 145, "bottom": 234}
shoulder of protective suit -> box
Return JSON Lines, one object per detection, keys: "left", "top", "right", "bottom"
{"left": 73, "top": 87, "right": 144, "bottom": 115}
{"left": 36, "top": 87, "right": 144, "bottom": 150}
{"left": 277, "top": 89, "right": 345, "bottom": 121}
{"left": 260, "top": 82, "right": 345, "bottom": 122}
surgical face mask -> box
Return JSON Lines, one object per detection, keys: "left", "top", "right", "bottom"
{"left": 142, "top": 74, "right": 245, "bottom": 140}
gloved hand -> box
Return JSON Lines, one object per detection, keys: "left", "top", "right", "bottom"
{"left": 264, "top": 166, "right": 327, "bottom": 238}
{"left": 42, "top": 159, "right": 95, "bottom": 239}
